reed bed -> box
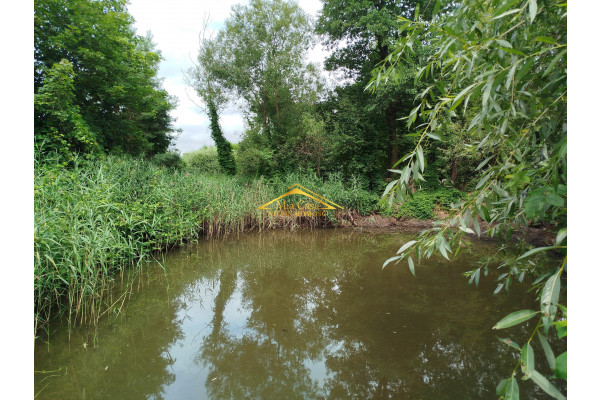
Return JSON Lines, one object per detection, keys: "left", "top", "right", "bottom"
{"left": 34, "top": 156, "right": 378, "bottom": 334}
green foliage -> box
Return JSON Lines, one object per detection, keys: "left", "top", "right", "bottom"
{"left": 34, "top": 0, "right": 177, "bottom": 157}
{"left": 427, "top": 112, "right": 487, "bottom": 190}
{"left": 317, "top": 0, "right": 445, "bottom": 171}
{"left": 208, "top": 100, "right": 237, "bottom": 175}
{"left": 187, "top": 21, "right": 236, "bottom": 176}
{"left": 396, "top": 188, "right": 463, "bottom": 220}
{"left": 152, "top": 151, "right": 184, "bottom": 170}
{"left": 269, "top": 171, "right": 380, "bottom": 215}
{"left": 34, "top": 155, "right": 378, "bottom": 332}
{"left": 34, "top": 59, "right": 100, "bottom": 158}
{"left": 182, "top": 146, "right": 222, "bottom": 174}
{"left": 555, "top": 352, "right": 567, "bottom": 380}
{"left": 316, "top": 84, "right": 389, "bottom": 188}
{"left": 189, "top": 0, "right": 322, "bottom": 177}
{"left": 503, "top": 377, "right": 519, "bottom": 399}
{"left": 316, "top": 0, "right": 446, "bottom": 78}
{"left": 372, "top": 0, "right": 567, "bottom": 397}
{"left": 237, "top": 127, "right": 276, "bottom": 177}
{"left": 492, "top": 309, "right": 539, "bottom": 330}
{"left": 294, "top": 113, "right": 328, "bottom": 176}
{"left": 188, "top": 0, "right": 456, "bottom": 184}
{"left": 34, "top": 155, "right": 205, "bottom": 330}
{"left": 524, "top": 185, "right": 566, "bottom": 222}
{"left": 434, "top": 188, "right": 464, "bottom": 209}
{"left": 397, "top": 192, "right": 435, "bottom": 220}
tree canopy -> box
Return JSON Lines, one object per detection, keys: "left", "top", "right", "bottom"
{"left": 190, "top": 0, "right": 323, "bottom": 176}
{"left": 34, "top": 0, "right": 177, "bottom": 158}
{"left": 316, "top": 0, "right": 446, "bottom": 173}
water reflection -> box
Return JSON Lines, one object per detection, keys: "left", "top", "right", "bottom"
{"left": 35, "top": 230, "right": 543, "bottom": 399}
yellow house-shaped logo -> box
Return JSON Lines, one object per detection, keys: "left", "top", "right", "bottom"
{"left": 257, "top": 184, "right": 344, "bottom": 210}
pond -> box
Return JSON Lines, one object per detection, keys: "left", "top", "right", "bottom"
{"left": 35, "top": 229, "right": 545, "bottom": 399}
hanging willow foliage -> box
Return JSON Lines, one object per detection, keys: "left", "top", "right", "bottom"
{"left": 370, "top": 1, "right": 566, "bottom": 398}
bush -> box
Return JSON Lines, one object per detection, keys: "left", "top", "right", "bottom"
{"left": 34, "top": 59, "right": 100, "bottom": 158}
{"left": 434, "top": 188, "right": 463, "bottom": 210}
{"left": 320, "top": 173, "right": 379, "bottom": 214}
{"left": 152, "top": 151, "right": 184, "bottom": 169}
{"left": 397, "top": 188, "right": 464, "bottom": 220}
{"left": 236, "top": 127, "right": 275, "bottom": 177}
{"left": 397, "top": 191, "right": 436, "bottom": 220}
{"left": 182, "top": 146, "right": 222, "bottom": 173}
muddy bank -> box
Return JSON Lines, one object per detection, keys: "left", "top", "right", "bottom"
{"left": 199, "top": 209, "right": 555, "bottom": 248}
{"left": 333, "top": 211, "right": 555, "bottom": 247}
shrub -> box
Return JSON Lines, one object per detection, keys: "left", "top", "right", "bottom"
{"left": 434, "top": 188, "right": 463, "bottom": 210}
{"left": 152, "top": 151, "right": 184, "bottom": 169}
{"left": 182, "top": 146, "right": 222, "bottom": 174}
{"left": 34, "top": 59, "right": 100, "bottom": 158}
{"left": 397, "top": 188, "right": 465, "bottom": 220}
{"left": 397, "top": 191, "right": 436, "bottom": 220}
{"left": 236, "top": 127, "right": 276, "bottom": 177}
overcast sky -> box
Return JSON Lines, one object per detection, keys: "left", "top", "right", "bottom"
{"left": 127, "top": 0, "right": 330, "bottom": 154}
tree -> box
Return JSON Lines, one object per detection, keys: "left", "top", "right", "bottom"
{"left": 189, "top": 0, "right": 323, "bottom": 176}
{"left": 187, "top": 22, "right": 237, "bottom": 175}
{"left": 316, "top": 0, "right": 446, "bottom": 170}
{"left": 295, "top": 114, "right": 326, "bottom": 176}
{"left": 208, "top": 100, "right": 237, "bottom": 175}
{"left": 34, "top": 59, "right": 100, "bottom": 158}
{"left": 34, "top": 0, "right": 177, "bottom": 157}
{"left": 315, "top": 84, "right": 389, "bottom": 188}
{"left": 371, "top": 0, "right": 566, "bottom": 398}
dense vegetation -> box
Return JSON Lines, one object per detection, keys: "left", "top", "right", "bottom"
{"left": 34, "top": 0, "right": 566, "bottom": 397}
{"left": 372, "top": 0, "right": 567, "bottom": 398}
{"left": 181, "top": 146, "right": 224, "bottom": 174}
{"left": 34, "top": 0, "right": 476, "bottom": 190}
{"left": 34, "top": 0, "right": 178, "bottom": 157}
{"left": 34, "top": 154, "right": 378, "bottom": 332}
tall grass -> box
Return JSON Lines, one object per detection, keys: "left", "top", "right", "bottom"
{"left": 34, "top": 155, "right": 378, "bottom": 333}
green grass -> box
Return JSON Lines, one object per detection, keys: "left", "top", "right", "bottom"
{"left": 34, "top": 155, "right": 378, "bottom": 333}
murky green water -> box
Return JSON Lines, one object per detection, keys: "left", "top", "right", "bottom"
{"left": 35, "top": 229, "right": 545, "bottom": 399}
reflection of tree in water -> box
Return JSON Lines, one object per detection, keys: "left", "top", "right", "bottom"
{"left": 198, "top": 266, "right": 324, "bottom": 399}
{"left": 39, "top": 230, "right": 518, "bottom": 400}
{"left": 194, "top": 232, "right": 535, "bottom": 400}
{"left": 36, "top": 231, "right": 523, "bottom": 400}
{"left": 316, "top": 261, "right": 533, "bottom": 399}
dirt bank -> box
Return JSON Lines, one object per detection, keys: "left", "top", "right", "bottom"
{"left": 334, "top": 211, "right": 555, "bottom": 247}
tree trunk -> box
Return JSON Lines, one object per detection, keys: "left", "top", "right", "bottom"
{"left": 261, "top": 92, "right": 269, "bottom": 141}
{"left": 274, "top": 82, "right": 281, "bottom": 131}
{"left": 316, "top": 146, "right": 321, "bottom": 176}
{"left": 386, "top": 105, "right": 399, "bottom": 172}
{"left": 451, "top": 157, "right": 458, "bottom": 183}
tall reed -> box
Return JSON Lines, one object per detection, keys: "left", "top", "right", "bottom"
{"left": 34, "top": 155, "right": 378, "bottom": 334}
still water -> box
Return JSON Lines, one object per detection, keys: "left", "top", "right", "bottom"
{"left": 35, "top": 229, "right": 544, "bottom": 399}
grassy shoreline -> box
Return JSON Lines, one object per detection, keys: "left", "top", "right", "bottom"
{"left": 34, "top": 156, "right": 380, "bottom": 333}
{"left": 34, "top": 155, "right": 553, "bottom": 336}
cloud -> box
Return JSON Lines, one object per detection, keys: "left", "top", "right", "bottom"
{"left": 128, "top": 0, "right": 329, "bottom": 154}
